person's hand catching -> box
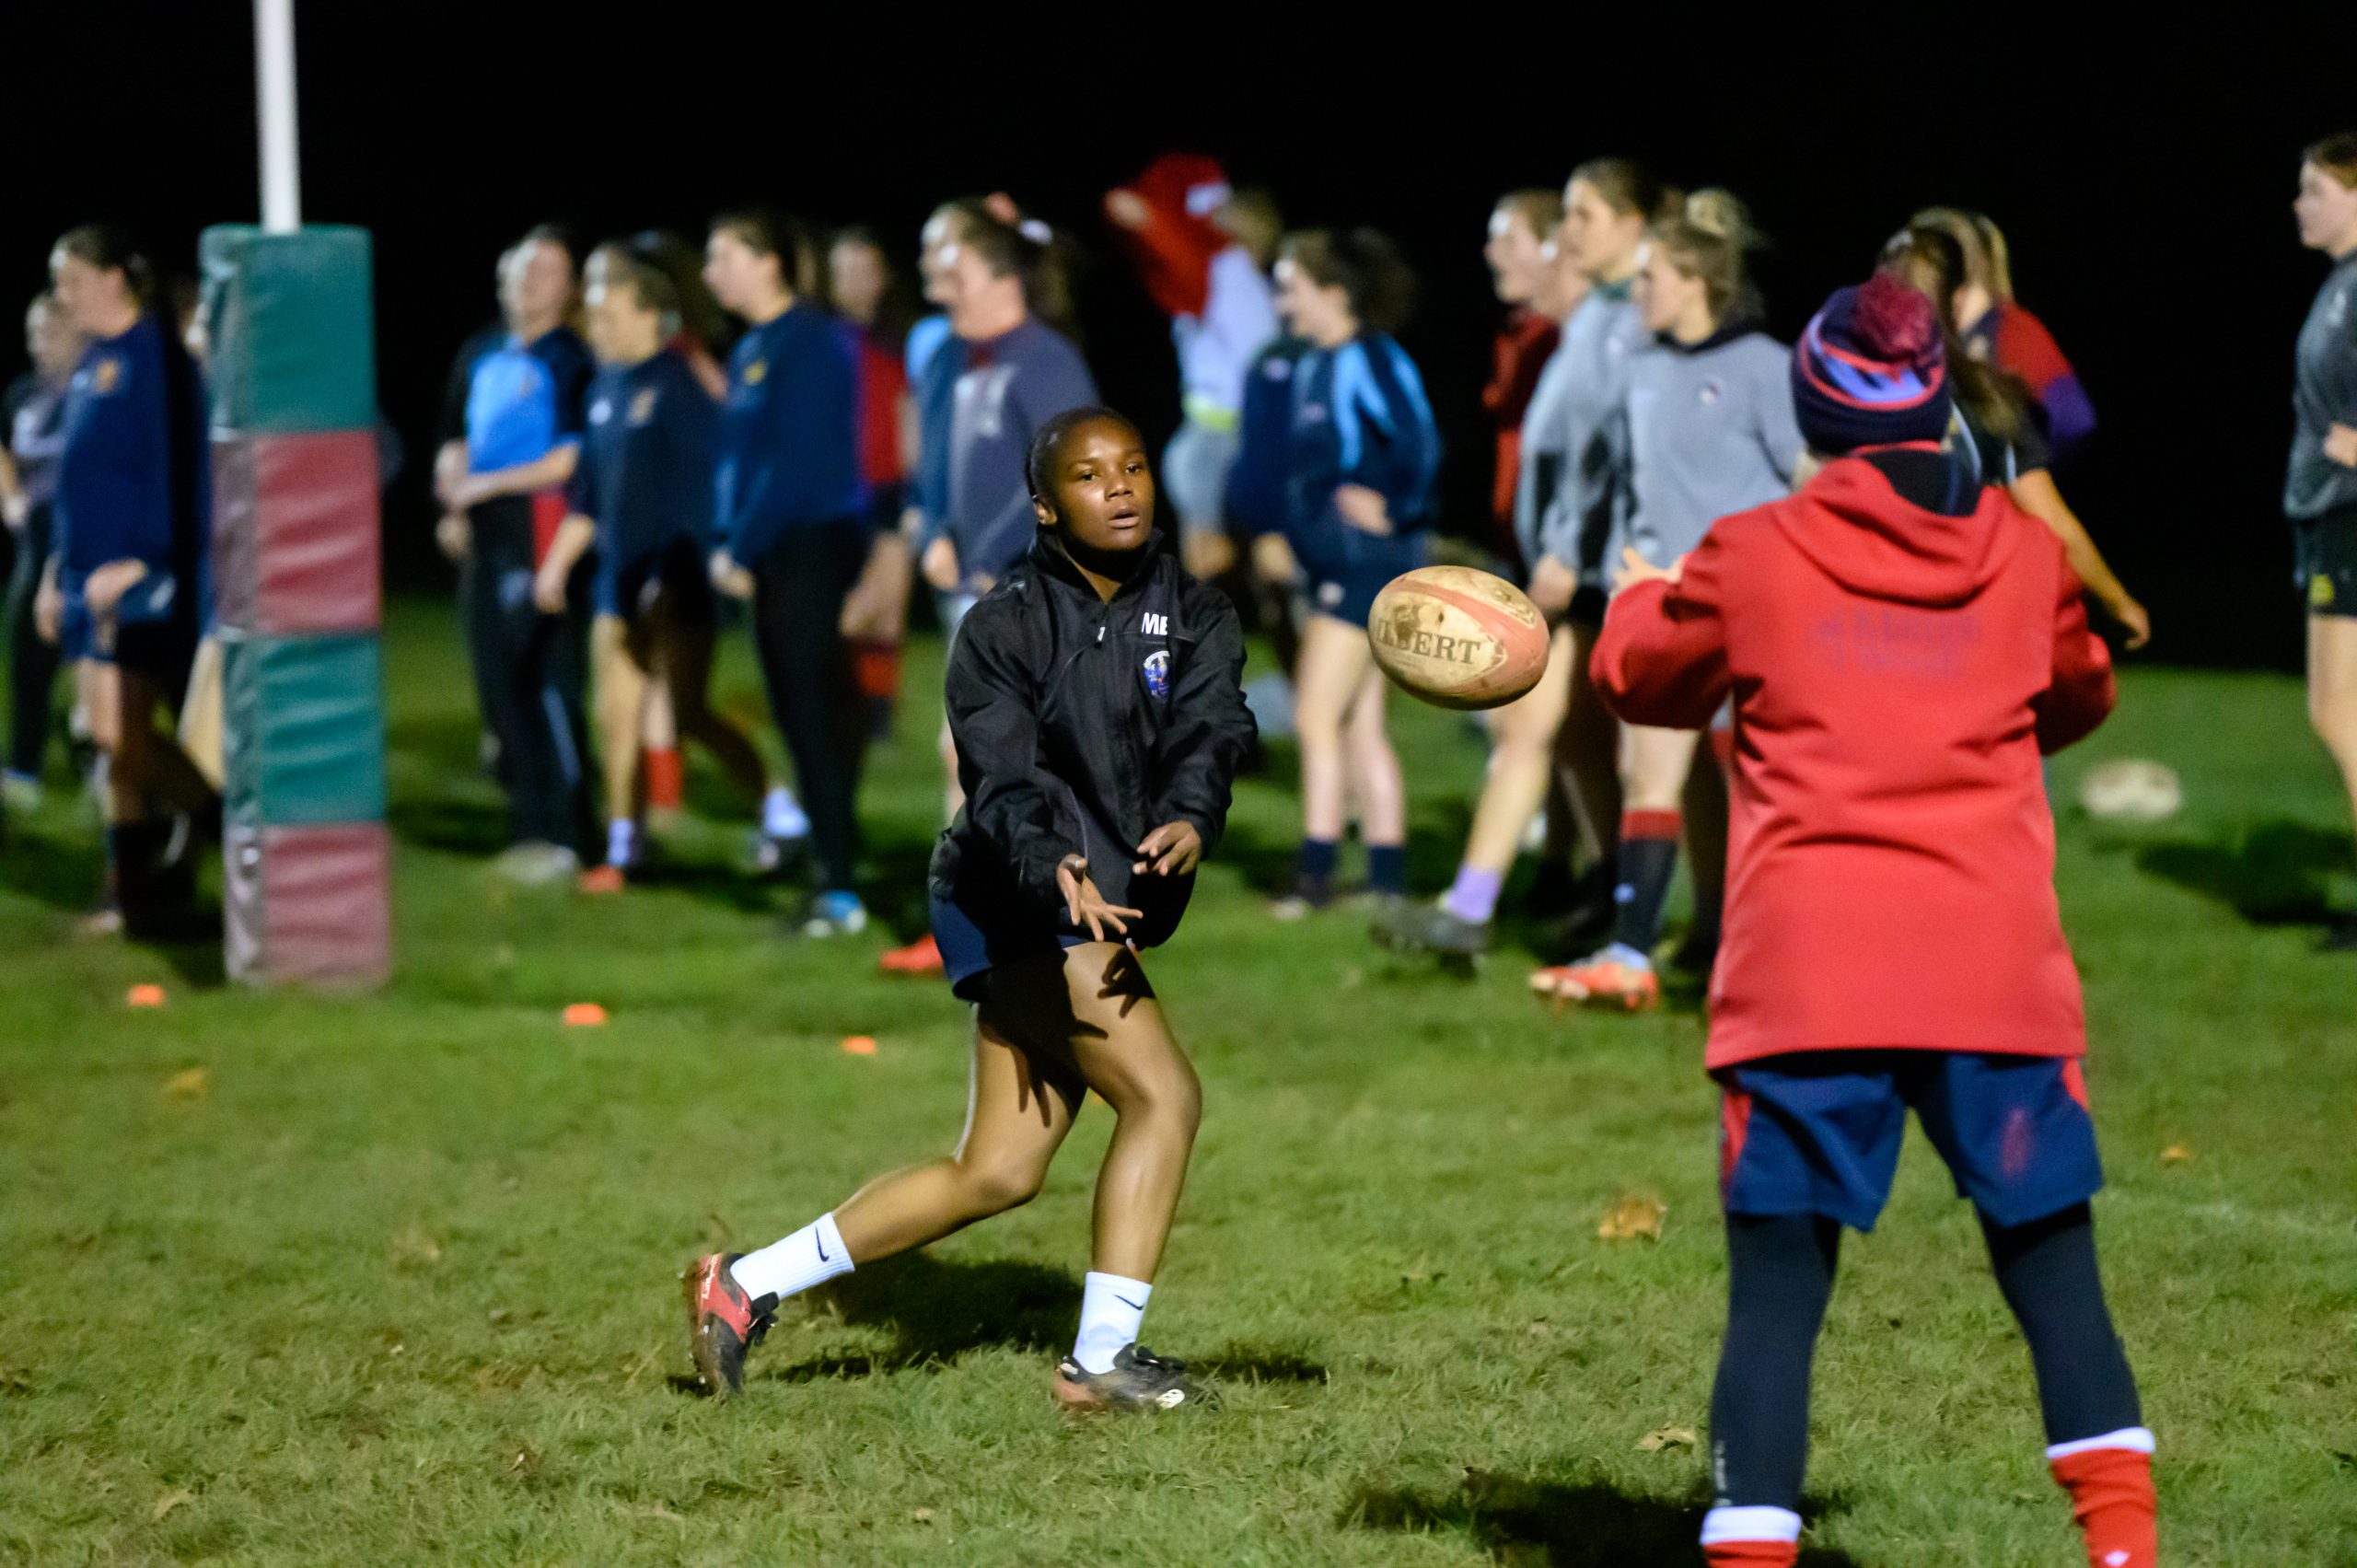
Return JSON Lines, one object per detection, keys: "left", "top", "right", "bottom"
{"left": 2326, "top": 422, "right": 2357, "bottom": 468}
{"left": 1133, "top": 821, "right": 1203, "bottom": 877}
{"left": 1611, "top": 545, "right": 1684, "bottom": 595}
{"left": 1057, "top": 853, "right": 1142, "bottom": 941}
{"left": 435, "top": 511, "right": 470, "bottom": 563}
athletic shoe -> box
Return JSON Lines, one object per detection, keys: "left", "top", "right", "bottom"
{"left": 796, "top": 891, "right": 869, "bottom": 938}
{"left": 2319, "top": 915, "right": 2357, "bottom": 953}
{"left": 681, "top": 1252, "right": 777, "bottom": 1400}
{"left": 75, "top": 900, "right": 125, "bottom": 939}
{"left": 1532, "top": 948, "right": 1661, "bottom": 1011}
{"left": 1051, "top": 1344, "right": 1207, "bottom": 1411}
{"left": 578, "top": 865, "right": 626, "bottom": 895}
{"left": 1269, "top": 873, "right": 1334, "bottom": 923}
{"left": 879, "top": 934, "right": 945, "bottom": 974}
{"left": 493, "top": 842, "right": 580, "bottom": 888}
{"left": 1370, "top": 897, "right": 1494, "bottom": 958}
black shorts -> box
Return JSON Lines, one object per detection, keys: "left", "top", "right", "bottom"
{"left": 601, "top": 538, "right": 714, "bottom": 628}
{"left": 2295, "top": 506, "right": 2357, "bottom": 618}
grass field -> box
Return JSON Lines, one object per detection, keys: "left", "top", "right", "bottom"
{"left": 1, "top": 598, "right": 2352, "bottom": 1566}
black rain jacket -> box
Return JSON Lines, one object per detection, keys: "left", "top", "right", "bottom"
{"left": 930, "top": 527, "right": 1256, "bottom": 947}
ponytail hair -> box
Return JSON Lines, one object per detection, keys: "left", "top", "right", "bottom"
{"left": 53, "top": 225, "right": 161, "bottom": 311}
{"left": 1280, "top": 227, "right": 1416, "bottom": 335}
{"left": 1878, "top": 223, "right": 2026, "bottom": 445}
{"left": 939, "top": 200, "right": 1085, "bottom": 343}
{"left": 1648, "top": 188, "right": 1764, "bottom": 326}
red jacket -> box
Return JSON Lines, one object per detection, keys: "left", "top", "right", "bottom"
{"left": 1592, "top": 456, "right": 2115, "bottom": 1069}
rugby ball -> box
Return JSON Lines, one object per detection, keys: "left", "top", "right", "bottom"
{"left": 2077, "top": 758, "right": 2183, "bottom": 823}
{"left": 1367, "top": 566, "right": 1550, "bottom": 711}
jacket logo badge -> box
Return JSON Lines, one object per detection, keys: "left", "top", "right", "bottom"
{"left": 1142, "top": 611, "right": 1169, "bottom": 634}
{"left": 589, "top": 397, "right": 611, "bottom": 425}
{"left": 91, "top": 357, "right": 122, "bottom": 394}
{"left": 1142, "top": 649, "right": 1171, "bottom": 702}
{"left": 743, "top": 359, "right": 767, "bottom": 386}
{"left": 630, "top": 388, "right": 658, "bottom": 424}
{"left": 1699, "top": 379, "right": 1724, "bottom": 406}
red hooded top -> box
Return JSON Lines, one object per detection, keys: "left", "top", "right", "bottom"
{"left": 1108, "top": 154, "right": 1229, "bottom": 320}
{"left": 1592, "top": 456, "right": 2115, "bottom": 1069}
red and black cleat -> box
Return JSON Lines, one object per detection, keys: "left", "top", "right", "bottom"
{"left": 682, "top": 1252, "right": 778, "bottom": 1400}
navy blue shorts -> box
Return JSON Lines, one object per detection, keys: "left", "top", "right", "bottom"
{"left": 1306, "top": 564, "right": 1394, "bottom": 628}
{"left": 1716, "top": 1051, "right": 2104, "bottom": 1232}
{"left": 929, "top": 889, "right": 1091, "bottom": 1003}
{"left": 57, "top": 569, "right": 192, "bottom": 679}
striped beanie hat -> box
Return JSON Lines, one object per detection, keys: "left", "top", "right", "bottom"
{"left": 1791, "top": 273, "right": 1952, "bottom": 453}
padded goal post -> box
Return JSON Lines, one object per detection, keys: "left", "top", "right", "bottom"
{"left": 202, "top": 224, "right": 389, "bottom": 986}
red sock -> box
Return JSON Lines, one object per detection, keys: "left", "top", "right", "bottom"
{"left": 1704, "top": 1541, "right": 1797, "bottom": 1568}
{"left": 2049, "top": 1434, "right": 2156, "bottom": 1568}
{"left": 644, "top": 747, "right": 684, "bottom": 810}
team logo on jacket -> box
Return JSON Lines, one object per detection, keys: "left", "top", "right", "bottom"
{"left": 589, "top": 397, "right": 612, "bottom": 425}
{"left": 630, "top": 388, "right": 658, "bottom": 425}
{"left": 90, "top": 357, "right": 122, "bottom": 394}
{"left": 1699, "top": 379, "right": 1724, "bottom": 406}
{"left": 743, "top": 359, "right": 767, "bottom": 386}
{"left": 1142, "top": 649, "right": 1172, "bottom": 703}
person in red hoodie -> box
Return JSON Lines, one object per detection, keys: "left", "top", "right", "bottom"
{"left": 1592, "top": 274, "right": 2154, "bottom": 1568}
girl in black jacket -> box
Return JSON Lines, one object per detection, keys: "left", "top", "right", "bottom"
{"left": 686, "top": 406, "right": 1255, "bottom": 1413}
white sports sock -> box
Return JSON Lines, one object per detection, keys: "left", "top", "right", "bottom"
{"left": 763, "top": 786, "right": 808, "bottom": 840}
{"left": 607, "top": 819, "right": 637, "bottom": 868}
{"left": 1700, "top": 1505, "right": 1803, "bottom": 1545}
{"left": 1074, "top": 1271, "right": 1152, "bottom": 1375}
{"left": 730, "top": 1213, "right": 853, "bottom": 1303}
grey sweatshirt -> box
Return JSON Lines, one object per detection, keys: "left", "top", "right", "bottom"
{"left": 1531, "top": 280, "right": 1646, "bottom": 585}
{"left": 1613, "top": 326, "right": 1804, "bottom": 570}
{"left": 2286, "top": 252, "right": 2357, "bottom": 520}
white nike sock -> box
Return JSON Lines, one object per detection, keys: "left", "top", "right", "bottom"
{"left": 762, "top": 786, "right": 808, "bottom": 840}
{"left": 730, "top": 1213, "right": 853, "bottom": 1303}
{"left": 606, "top": 819, "right": 637, "bottom": 868}
{"left": 1074, "top": 1271, "right": 1152, "bottom": 1374}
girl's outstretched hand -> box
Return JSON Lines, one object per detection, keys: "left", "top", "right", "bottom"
{"left": 1133, "top": 821, "right": 1203, "bottom": 877}
{"left": 1057, "top": 854, "right": 1143, "bottom": 941}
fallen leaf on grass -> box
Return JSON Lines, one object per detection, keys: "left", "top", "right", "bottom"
{"left": 389, "top": 1225, "right": 443, "bottom": 1269}
{"left": 1597, "top": 1194, "right": 1666, "bottom": 1242}
{"left": 161, "top": 1066, "right": 211, "bottom": 1101}
{"left": 150, "top": 1489, "right": 194, "bottom": 1521}
{"left": 911, "top": 1508, "right": 937, "bottom": 1525}
{"left": 2160, "top": 1144, "right": 2194, "bottom": 1166}
{"left": 1637, "top": 1425, "right": 1698, "bottom": 1452}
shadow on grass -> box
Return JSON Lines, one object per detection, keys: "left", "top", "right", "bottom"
{"left": 1346, "top": 1469, "right": 1858, "bottom": 1567}
{"left": 2132, "top": 818, "right": 2355, "bottom": 928}
{"left": 749, "top": 1254, "right": 1081, "bottom": 1387}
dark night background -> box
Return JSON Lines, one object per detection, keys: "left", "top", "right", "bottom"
{"left": 4, "top": 7, "right": 2349, "bottom": 669}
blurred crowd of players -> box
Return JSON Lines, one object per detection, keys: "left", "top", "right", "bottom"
{"left": 6, "top": 138, "right": 2357, "bottom": 958}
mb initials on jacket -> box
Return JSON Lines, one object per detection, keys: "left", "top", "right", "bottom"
{"left": 1142, "top": 612, "right": 1169, "bottom": 634}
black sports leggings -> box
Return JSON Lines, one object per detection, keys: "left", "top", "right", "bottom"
{"left": 1709, "top": 1203, "right": 2142, "bottom": 1512}
{"left": 6, "top": 505, "right": 62, "bottom": 778}
{"left": 460, "top": 505, "right": 593, "bottom": 854}
{"left": 749, "top": 521, "right": 869, "bottom": 894}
